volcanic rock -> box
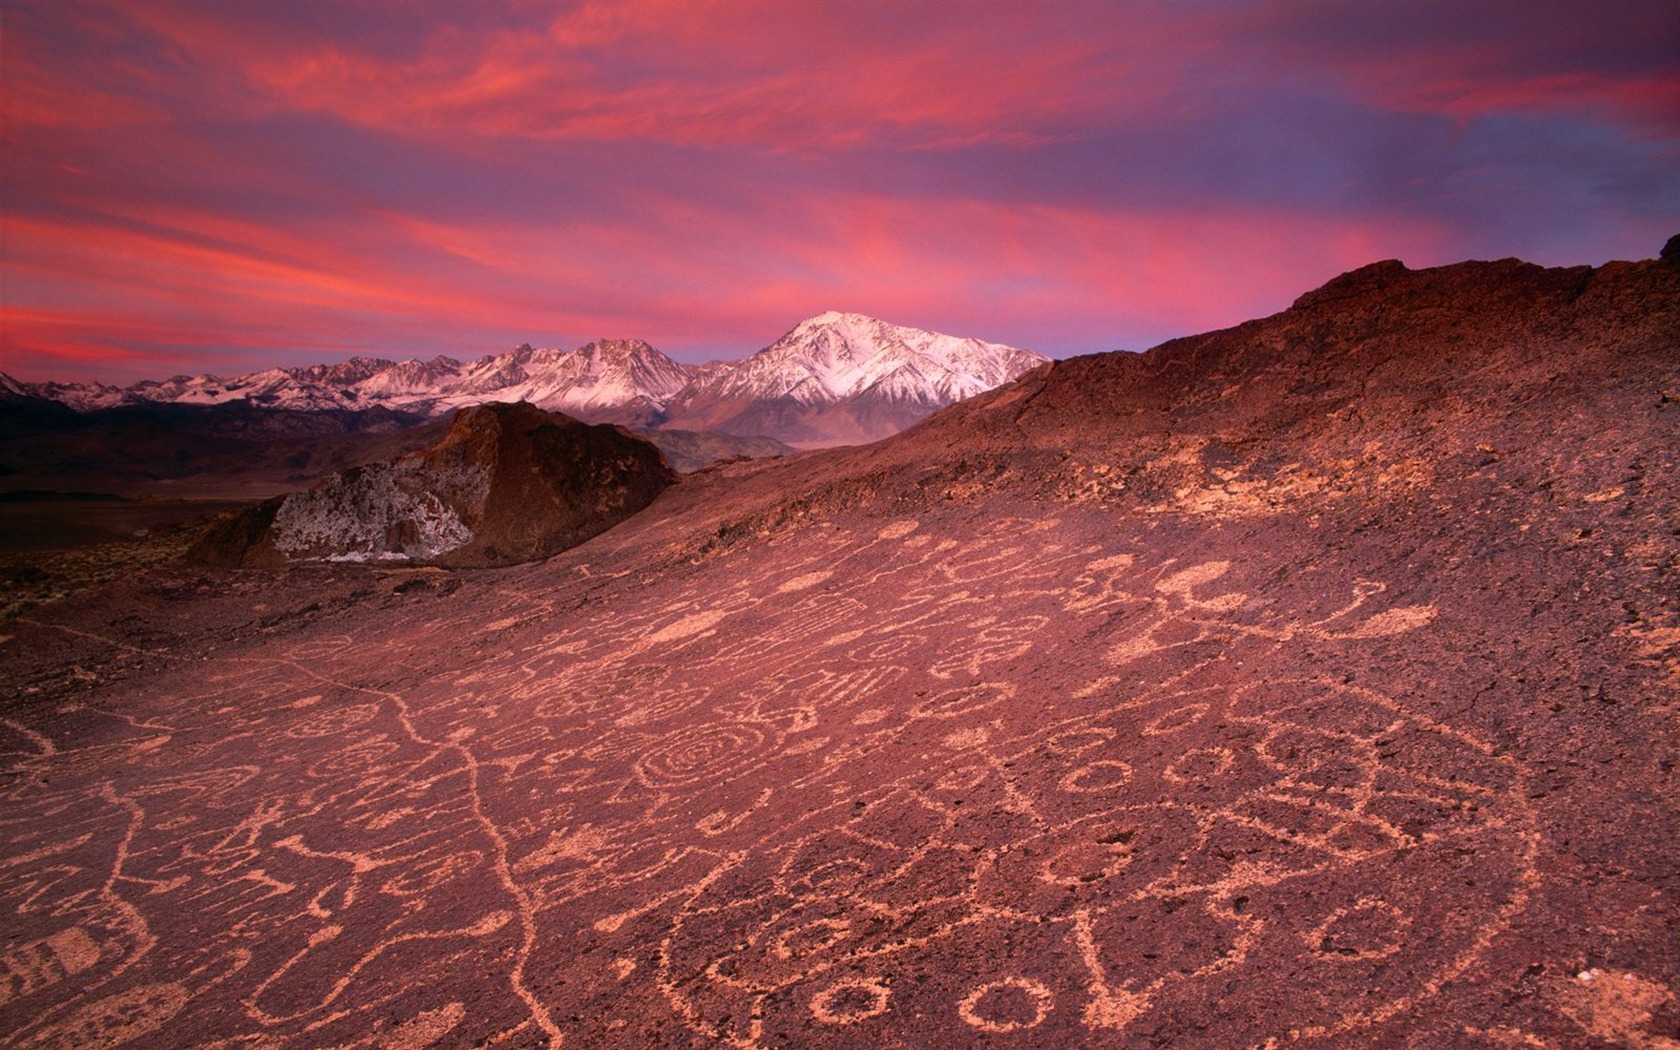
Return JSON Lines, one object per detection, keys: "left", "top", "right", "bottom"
{"left": 3, "top": 243, "right": 1677, "bottom": 1049}
{"left": 190, "top": 402, "right": 675, "bottom": 567}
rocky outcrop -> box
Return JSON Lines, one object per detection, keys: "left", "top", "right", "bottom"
{"left": 189, "top": 402, "right": 675, "bottom": 567}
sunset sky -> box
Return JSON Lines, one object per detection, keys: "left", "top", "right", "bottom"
{"left": 3, "top": 0, "right": 1676, "bottom": 384}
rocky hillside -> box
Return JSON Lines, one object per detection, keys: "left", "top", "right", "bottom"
{"left": 0, "top": 245, "right": 1675, "bottom": 1049}
{"left": 190, "top": 402, "right": 677, "bottom": 568}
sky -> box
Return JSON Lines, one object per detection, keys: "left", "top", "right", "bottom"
{"left": 2, "top": 0, "right": 1676, "bottom": 384}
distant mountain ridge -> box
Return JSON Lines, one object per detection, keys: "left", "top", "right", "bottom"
{"left": 4, "top": 314, "right": 1048, "bottom": 447}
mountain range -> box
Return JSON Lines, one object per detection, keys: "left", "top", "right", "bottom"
{"left": 3, "top": 312, "right": 1048, "bottom": 449}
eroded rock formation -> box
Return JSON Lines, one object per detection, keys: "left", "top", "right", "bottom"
{"left": 190, "top": 402, "right": 676, "bottom": 567}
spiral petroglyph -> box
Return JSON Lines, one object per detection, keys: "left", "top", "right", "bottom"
{"left": 633, "top": 722, "right": 777, "bottom": 788}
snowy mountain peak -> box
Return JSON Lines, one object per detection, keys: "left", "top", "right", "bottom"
{"left": 699, "top": 312, "right": 1048, "bottom": 408}
{"left": 791, "top": 310, "right": 869, "bottom": 334}
{"left": 582, "top": 338, "right": 653, "bottom": 357}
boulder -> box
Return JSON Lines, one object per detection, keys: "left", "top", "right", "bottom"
{"left": 190, "top": 402, "right": 675, "bottom": 567}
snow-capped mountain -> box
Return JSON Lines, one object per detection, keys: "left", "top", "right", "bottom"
{"left": 7, "top": 340, "right": 693, "bottom": 426}
{"left": 663, "top": 312, "right": 1048, "bottom": 446}
{"left": 5, "top": 315, "right": 1048, "bottom": 447}
{"left": 689, "top": 312, "right": 1045, "bottom": 407}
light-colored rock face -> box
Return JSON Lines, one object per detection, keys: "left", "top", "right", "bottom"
{"left": 270, "top": 457, "right": 492, "bottom": 563}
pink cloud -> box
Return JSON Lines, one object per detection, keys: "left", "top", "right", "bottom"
{"left": 0, "top": 204, "right": 543, "bottom": 381}
{"left": 108, "top": 1, "right": 1200, "bottom": 152}
{"left": 94, "top": 0, "right": 1675, "bottom": 156}
{"left": 1240, "top": 1, "right": 1680, "bottom": 135}
{"left": 743, "top": 192, "right": 1459, "bottom": 346}
{"left": 1365, "top": 72, "right": 1680, "bottom": 135}
{"left": 384, "top": 185, "right": 1459, "bottom": 359}
{"left": 0, "top": 170, "right": 1459, "bottom": 384}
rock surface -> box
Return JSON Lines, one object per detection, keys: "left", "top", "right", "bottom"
{"left": 634, "top": 427, "right": 798, "bottom": 473}
{"left": 190, "top": 402, "right": 676, "bottom": 568}
{"left": 1, "top": 247, "right": 1677, "bottom": 1049}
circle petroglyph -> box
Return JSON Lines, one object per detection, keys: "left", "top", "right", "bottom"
{"left": 1303, "top": 897, "right": 1413, "bottom": 962}
{"left": 1059, "top": 759, "right": 1133, "bottom": 793}
{"left": 959, "top": 977, "right": 1054, "bottom": 1033}
{"left": 1163, "top": 746, "right": 1235, "bottom": 783}
{"left": 810, "top": 977, "right": 891, "bottom": 1025}
{"left": 774, "top": 918, "right": 852, "bottom": 961}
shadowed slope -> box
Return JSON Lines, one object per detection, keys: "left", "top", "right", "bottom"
{"left": 0, "top": 251, "right": 1675, "bottom": 1049}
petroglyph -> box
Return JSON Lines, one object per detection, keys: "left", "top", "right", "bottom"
{"left": 0, "top": 514, "right": 1556, "bottom": 1048}
{"left": 958, "top": 977, "right": 1054, "bottom": 1033}
{"left": 0, "top": 930, "right": 100, "bottom": 1007}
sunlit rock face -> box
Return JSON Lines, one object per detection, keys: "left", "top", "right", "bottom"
{"left": 191, "top": 402, "right": 676, "bottom": 567}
